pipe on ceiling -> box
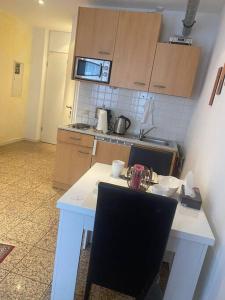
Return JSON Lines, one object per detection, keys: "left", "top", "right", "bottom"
{"left": 182, "top": 0, "right": 201, "bottom": 36}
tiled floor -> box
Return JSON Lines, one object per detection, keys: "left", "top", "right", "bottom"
{"left": 0, "top": 141, "right": 61, "bottom": 300}
{"left": 0, "top": 141, "right": 168, "bottom": 300}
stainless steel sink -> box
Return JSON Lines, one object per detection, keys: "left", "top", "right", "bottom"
{"left": 141, "top": 137, "right": 170, "bottom": 146}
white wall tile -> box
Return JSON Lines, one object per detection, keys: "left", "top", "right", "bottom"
{"left": 74, "top": 82, "right": 195, "bottom": 144}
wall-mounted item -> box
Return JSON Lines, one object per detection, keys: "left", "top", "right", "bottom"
{"left": 73, "top": 57, "right": 112, "bottom": 83}
{"left": 11, "top": 61, "right": 24, "bottom": 97}
{"left": 216, "top": 63, "right": 225, "bottom": 95}
{"left": 209, "top": 66, "right": 222, "bottom": 106}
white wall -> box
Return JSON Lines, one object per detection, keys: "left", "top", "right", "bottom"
{"left": 72, "top": 8, "right": 219, "bottom": 144}
{"left": 183, "top": 5, "right": 225, "bottom": 300}
{"left": 25, "top": 27, "right": 48, "bottom": 141}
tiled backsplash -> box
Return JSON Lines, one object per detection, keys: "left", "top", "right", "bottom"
{"left": 74, "top": 82, "right": 195, "bottom": 144}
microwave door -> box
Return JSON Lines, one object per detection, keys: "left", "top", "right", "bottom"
{"left": 77, "top": 60, "right": 102, "bottom": 79}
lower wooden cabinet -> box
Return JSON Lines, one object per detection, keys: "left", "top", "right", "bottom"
{"left": 53, "top": 130, "right": 177, "bottom": 190}
{"left": 91, "top": 140, "right": 131, "bottom": 167}
{"left": 53, "top": 130, "right": 94, "bottom": 190}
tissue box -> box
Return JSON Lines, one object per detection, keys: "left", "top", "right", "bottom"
{"left": 180, "top": 185, "right": 202, "bottom": 210}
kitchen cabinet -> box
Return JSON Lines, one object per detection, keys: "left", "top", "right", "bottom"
{"left": 149, "top": 43, "right": 201, "bottom": 97}
{"left": 110, "top": 11, "right": 162, "bottom": 91}
{"left": 75, "top": 7, "right": 119, "bottom": 60}
{"left": 91, "top": 140, "right": 131, "bottom": 167}
{"left": 53, "top": 130, "right": 94, "bottom": 190}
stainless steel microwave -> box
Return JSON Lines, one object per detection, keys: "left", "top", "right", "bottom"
{"left": 73, "top": 57, "right": 112, "bottom": 83}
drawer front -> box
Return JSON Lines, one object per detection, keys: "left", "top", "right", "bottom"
{"left": 57, "top": 130, "right": 94, "bottom": 148}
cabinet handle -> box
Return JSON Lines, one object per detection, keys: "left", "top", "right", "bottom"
{"left": 98, "top": 51, "right": 110, "bottom": 55}
{"left": 92, "top": 140, "right": 97, "bottom": 156}
{"left": 134, "top": 82, "right": 145, "bottom": 86}
{"left": 78, "top": 150, "right": 90, "bottom": 155}
{"left": 153, "top": 84, "right": 166, "bottom": 89}
{"left": 70, "top": 137, "right": 81, "bottom": 141}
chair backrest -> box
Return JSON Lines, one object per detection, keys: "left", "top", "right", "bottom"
{"left": 88, "top": 182, "right": 178, "bottom": 298}
{"left": 128, "top": 145, "right": 174, "bottom": 175}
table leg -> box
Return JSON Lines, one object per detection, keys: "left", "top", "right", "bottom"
{"left": 164, "top": 238, "right": 208, "bottom": 300}
{"left": 51, "top": 210, "right": 84, "bottom": 300}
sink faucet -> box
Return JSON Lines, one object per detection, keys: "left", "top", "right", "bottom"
{"left": 139, "top": 127, "right": 157, "bottom": 140}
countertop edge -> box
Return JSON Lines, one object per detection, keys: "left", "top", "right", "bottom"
{"left": 58, "top": 126, "right": 178, "bottom": 152}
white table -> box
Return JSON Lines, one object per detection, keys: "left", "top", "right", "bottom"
{"left": 51, "top": 163, "right": 215, "bottom": 300}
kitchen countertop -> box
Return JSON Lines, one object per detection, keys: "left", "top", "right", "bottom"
{"left": 58, "top": 125, "right": 178, "bottom": 152}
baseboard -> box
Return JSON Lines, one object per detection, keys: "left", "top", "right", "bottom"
{"left": 24, "top": 138, "right": 41, "bottom": 143}
{"left": 0, "top": 137, "right": 25, "bottom": 146}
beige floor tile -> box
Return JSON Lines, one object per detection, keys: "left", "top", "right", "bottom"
{"left": 6, "top": 220, "right": 51, "bottom": 245}
{"left": 13, "top": 247, "right": 55, "bottom": 284}
{"left": 0, "top": 198, "right": 11, "bottom": 210}
{"left": 0, "top": 182, "right": 9, "bottom": 191}
{"left": 20, "top": 190, "right": 53, "bottom": 209}
{"left": 41, "top": 285, "right": 52, "bottom": 300}
{"left": 0, "top": 213, "right": 22, "bottom": 236}
{"left": 0, "top": 269, "right": 9, "bottom": 282}
{"left": 0, "top": 238, "right": 33, "bottom": 271}
{"left": 14, "top": 178, "right": 43, "bottom": 189}
{"left": 36, "top": 227, "right": 58, "bottom": 252}
{"left": 26, "top": 206, "right": 59, "bottom": 226}
{"left": 35, "top": 183, "right": 61, "bottom": 198}
{"left": 41, "top": 194, "right": 61, "bottom": 209}
{"left": 1, "top": 185, "right": 31, "bottom": 199}
{"left": 1, "top": 201, "right": 38, "bottom": 219}
{"left": 0, "top": 273, "right": 48, "bottom": 300}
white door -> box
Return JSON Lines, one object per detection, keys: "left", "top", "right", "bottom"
{"left": 41, "top": 52, "right": 68, "bottom": 144}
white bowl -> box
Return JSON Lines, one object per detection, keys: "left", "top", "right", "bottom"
{"left": 152, "top": 176, "right": 181, "bottom": 197}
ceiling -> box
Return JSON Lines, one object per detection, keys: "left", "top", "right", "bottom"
{"left": 0, "top": 0, "right": 223, "bottom": 31}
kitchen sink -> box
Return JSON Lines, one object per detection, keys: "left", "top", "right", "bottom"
{"left": 141, "top": 137, "right": 170, "bottom": 146}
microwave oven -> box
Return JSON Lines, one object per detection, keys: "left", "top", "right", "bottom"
{"left": 73, "top": 57, "right": 112, "bottom": 83}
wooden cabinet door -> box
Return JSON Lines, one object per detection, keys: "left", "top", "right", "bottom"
{"left": 75, "top": 7, "right": 119, "bottom": 60}
{"left": 54, "top": 143, "right": 72, "bottom": 189}
{"left": 53, "top": 131, "right": 94, "bottom": 190}
{"left": 110, "top": 12, "right": 162, "bottom": 91}
{"left": 149, "top": 43, "right": 201, "bottom": 97}
{"left": 91, "top": 141, "right": 131, "bottom": 167}
{"left": 69, "top": 145, "right": 93, "bottom": 185}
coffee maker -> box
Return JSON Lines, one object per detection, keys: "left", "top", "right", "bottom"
{"left": 96, "top": 107, "right": 112, "bottom": 133}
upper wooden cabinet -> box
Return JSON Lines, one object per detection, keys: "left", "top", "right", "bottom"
{"left": 75, "top": 7, "right": 119, "bottom": 60}
{"left": 110, "top": 12, "right": 162, "bottom": 91}
{"left": 149, "top": 43, "right": 201, "bottom": 97}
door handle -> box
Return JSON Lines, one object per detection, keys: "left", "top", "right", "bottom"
{"left": 70, "top": 137, "right": 81, "bottom": 141}
{"left": 153, "top": 84, "right": 166, "bottom": 88}
{"left": 66, "top": 105, "right": 72, "bottom": 109}
{"left": 78, "top": 150, "right": 90, "bottom": 155}
{"left": 92, "top": 140, "right": 97, "bottom": 156}
{"left": 98, "top": 51, "right": 110, "bottom": 55}
{"left": 134, "top": 82, "right": 145, "bottom": 86}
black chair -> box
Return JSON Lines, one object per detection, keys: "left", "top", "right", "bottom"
{"left": 128, "top": 145, "right": 174, "bottom": 175}
{"left": 84, "top": 182, "right": 178, "bottom": 300}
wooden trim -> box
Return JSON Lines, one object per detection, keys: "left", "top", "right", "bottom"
{"left": 216, "top": 63, "right": 225, "bottom": 95}
{"left": 209, "top": 67, "right": 222, "bottom": 106}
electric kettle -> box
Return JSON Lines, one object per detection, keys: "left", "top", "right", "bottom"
{"left": 114, "top": 115, "right": 131, "bottom": 135}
